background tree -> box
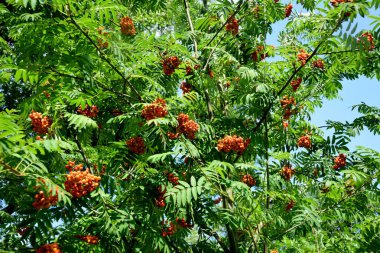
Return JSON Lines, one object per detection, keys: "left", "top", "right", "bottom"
{"left": 0, "top": 0, "right": 379, "bottom": 252}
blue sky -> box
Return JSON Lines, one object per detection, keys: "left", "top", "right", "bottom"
{"left": 265, "top": 2, "right": 380, "bottom": 151}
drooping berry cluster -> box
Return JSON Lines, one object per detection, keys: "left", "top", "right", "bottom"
{"left": 77, "top": 104, "right": 99, "bottom": 118}
{"left": 75, "top": 235, "right": 99, "bottom": 244}
{"left": 251, "top": 46, "right": 267, "bottom": 62}
{"left": 180, "top": 81, "right": 192, "bottom": 94}
{"left": 290, "top": 77, "right": 302, "bottom": 91}
{"left": 167, "top": 132, "right": 179, "bottom": 139}
{"left": 217, "top": 135, "right": 251, "bottom": 154}
{"left": 161, "top": 221, "right": 176, "bottom": 237}
{"left": 65, "top": 169, "right": 101, "bottom": 198}
{"left": 297, "top": 49, "right": 310, "bottom": 66}
{"left": 120, "top": 16, "right": 136, "bottom": 36}
{"left": 312, "top": 59, "right": 325, "bottom": 69}
{"left": 333, "top": 154, "right": 346, "bottom": 170}
{"left": 162, "top": 56, "right": 181, "bottom": 75}
{"left": 280, "top": 165, "right": 295, "bottom": 181}
{"left": 280, "top": 96, "right": 297, "bottom": 120}
{"left": 176, "top": 113, "right": 199, "bottom": 140}
{"left": 167, "top": 173, "right": 179, "bottom": 185}
{"left": 358, "top": 32, "right": 375, "bottom": 51}
{"left": 186, "top": 64, "right": 193, "bottom": 75}
{"left": 155, "top": 186, "right": 166, "bottom": 208}
{"left": 226, "top": 16, "right": 239, "bottom": 35}
{"left": 96, "top": 26, "right": 109, "bottom": 49}
{"left": 285, "top": 4, "right": 293, "bottom": 18}
{"left": 36, "top": 243, "right": 61, "bottom": 253}
{"left": 141, "top": 98, "right": 168, "bottom": 121}
{"left": 241, "top": 174, "right": 256, "bottom": 187}
{"left": 176, "top": 217, "right": 193, "bottom": 228}
{"left": 32, "top": 190, "right": 59, "bottom": 210}
{"left": 65, "top": 160, "right": 83, "bottom": 172}
{"left": 285, "top": 200, "right": 295, "bottom": 212}
{"left": 297, "top": 135, "right": 312, "bottom": 149}
{"left": 126, "top": 136, "right": 146, "bottom": 154}
{"left": 29, "top": 111, "right": 52, "bottom": 135}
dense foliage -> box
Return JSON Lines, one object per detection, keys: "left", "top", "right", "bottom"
{"left": 1, "top": 0, "right": 380, "bottom": 252}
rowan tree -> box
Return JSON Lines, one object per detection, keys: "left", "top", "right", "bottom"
{"left": 1, "top": 0, "right": 380, "bottom": 252}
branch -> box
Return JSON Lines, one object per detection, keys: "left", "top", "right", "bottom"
{"left": 0, "top": 159, "right": 24, "bottom": 176}
{"left": 48, "top": 68, "right": 133, "bottom": 105}
{"left": 184, "top": 0, "right": 198, "bottom": 58}
{"left": 199, "top": 225, "right": 230, "bottom": 252}
{"left": 74, "top": 133, "right": 91, "bottom": 170}
{"left": 202, "top": 0, "right": 244, "bottom": 49}
{"left": 253, "top": 18, "right": 344, "bottom": 132}
{"left": 65, "top": 5, "right": 143, "bottom": 102}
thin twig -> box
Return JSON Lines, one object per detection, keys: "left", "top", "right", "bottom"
{"left": 253, "top": 18, "right": 344, "bottom": 132}
{"left": 65, "top": 4, "right": 143, "bottom": 102}
{"left": 202, "top": 0, "right": 244, "bottom": 50}
{"left": 74, "top": 133, "right": 91, "bottom": 170}
{"left": 184, "top": 0, "right": 198, "bottom": 58}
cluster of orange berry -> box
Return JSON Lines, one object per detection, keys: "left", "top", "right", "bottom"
{"left": 64, "top": 166, "right": 101, "bottom": 198}
{"left": 241, "top": 174, "right": 256, "bottom": 187}
{"left": 173, "top": 113, "right": 199, "bottom": 140}
{"left": 226, "top": 16, "right": 239, "bottom": 35}
{"left": 280, "top": 165, "right": 295, "bottom": 181}
{"left": 297, "top": 49, "right": 310, "bottom": 66}
{"left": 29, "top": 111, "right": 52, "bottom": 135}
{"left": 251, "top": 45, "right": 267, "bottom": 62}
{"left": 333, "top": 154, "right": 346, "bottom": 170}
{"left": 180, "top": 81, "right": 192, "bottom": 94}
{"left": 96, "top": 26, "right": 109, "bottom": 49}
{"left": 167, "top": 173, "right": 179, "bottom": 185}
{"left": 141, "top": 98, "right": 168, "bottom": 121}
{"left": 285, "top": 200, "right": 296, "bottom": 212}
{"left": 285, "top": 4, "right": 293, "bottom": 18}
{"left": 77, "top": 104, "right": 99, "bottom": 118}
{"left": 162, "top": 56, "right": 181, "bottom": 75}
{"left": 217, "top": 135, "right": 251, "bottom": 154}
{"left": 358, "top": 32, "right": 375, "bottom": 51}
{"left": 36, "top": 243, "right": 61, "bottom": 253}
{"left": 290, "top": 77, "right": 302, "bottom": 91}
{"left": 74, "top": 235, "right": 99, "bottom": 244}
{"left": 280, "top": 96, "right": 297, "bottom": 120}
{"left": 155, "top": 186, "right": 166, "bottom": 208}
{"left": 161, "top": 220, "right": 176, "bottom": 237}
{"left": 120, "top": 16, "right": 136, "bottom": 36}
{"left": 312, "top": 59, "right": 325, "bottom": 69}
{"left": 297, "top": 135, "right": 312, "bottom": 149}
{"left": 126, "top": 136, "right": 145, "bottom": 154}
{"left": 176, "top": 217, "right": 193, "bottom": 228}
{"left": 32, "top": 190, "right": 59, "bottom": 210}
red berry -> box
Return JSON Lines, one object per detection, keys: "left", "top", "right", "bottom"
{"left": 285, "top": 4, "right": 293, "bottom": 18}
{"left": 226, "top": 16, "right": 239, "bottom": 35}
{"left": 120, "top": 16, "right": 136, "bottom": 36}
{"left": 280, "top": 165, "right": 295, "bottom": 181}
{"left": 297, "top": 135, "right": 312, "bottom": 149}
{"left": 141, "top": 98, "right": 168, "bottom": 121}
{"left": 126, "top": 136, "right": 146, "bottom": 154}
